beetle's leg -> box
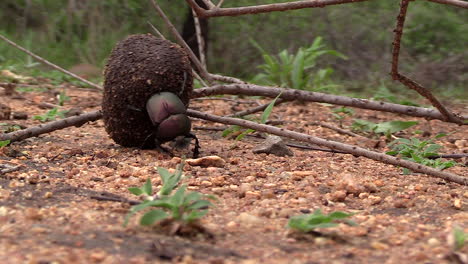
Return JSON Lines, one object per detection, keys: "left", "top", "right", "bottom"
{"left": 186, "top": 133, "right": 200, "bottom": 158}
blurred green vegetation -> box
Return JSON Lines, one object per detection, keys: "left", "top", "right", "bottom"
{"left": 0, "top": 0, "right": 466, "bottom": 98}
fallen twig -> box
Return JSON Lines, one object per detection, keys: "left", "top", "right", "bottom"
{"left": 0, "top": 33, "right": 103, "bottom": 91}
{"left": 90, "top": 195, "right": 140, "bottom": 205}
{"left": 0, "top": 110, "right": 103, "bottom": 143}
{"left": 0, "top": 164, "right": 21, "bottom": 175}
{"left": 192, "top": 84, "right": 468, "bottom": 124}
{"left": 427, "top": 153, "right": 468, "bottom": 160}
{"left": 187, "top": 109, "right": 467, "bottom": 185}
{"left": 309, "top": 121, "right": 368, "bottom": 139}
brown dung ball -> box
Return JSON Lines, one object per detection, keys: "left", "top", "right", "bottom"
{"left": 102, "top": 34, "right": 193, "bottom": 148}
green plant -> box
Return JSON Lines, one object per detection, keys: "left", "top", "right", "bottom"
{"left": 223, "top": 93, "right": 280, "bottom": 140}
{"left": 386, "top": 133, "right": 457, "bottom": 173}
{"left": 57, "top": 90, "right": 70, "bottom": 106}
{"left": 0, "top": 140, "right": 10, "bottom": 147}
{"left": 331, "top": 106, "right": 354, "bottom": 127}
{"left": 452, "top": 226, "right": 467, "bottom": 251}
{"left": 124, "top": 162, "right": 216, "bottom": 227}
{"left": 352, "top": 119, "right": 418, "bottom": 139}
{"left": 32, "top": 107, "right": 68, "bottom": 122}
{"left": 288, "top": 209, "right": 356, "bottom": 233}
{"left": 251, "top": 37, "right": 347, "bottom": 91}
{"left": 371, "top": 83, "right": 421, "bottom": 107}
{"left": 0, "top": 123, "right": 21, "bottom": 133}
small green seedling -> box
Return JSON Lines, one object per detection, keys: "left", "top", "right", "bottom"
{"left": 386, "top": 133, "right": 457, "bottom": 173}
{"left": 453, "top": 226, "right": 467, "bottom": 251}
{"left": 57, "top": 90, "right": 70, "bottom": 106}
{"left": 223, "top": 93, "right": 281, "bottom": 140}
{"left": 33, "top": 107, "right": 68, "bottom": 122}
{"left": 331, "top": 106, "right": 354, "bottom": 127}
{"left": 371, "top": 83, "right": 421, "bottom": 107}
{"left": 288, "top": 209, "right": 356, "bottom": 233}
{"left": 124, "top": 162, "right": 216, "bottom": 228}
{"left": 352, "top": 119, "right": 418, "bottom": 139}
{"left": 0, "top": 140, "right": 10, "bottom": 147}
{"left": 0, "top": 123, "right": 21, "bottom": 133}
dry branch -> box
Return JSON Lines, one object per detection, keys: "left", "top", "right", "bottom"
{"left": 192, "top": 9, "right": 207, "bottom": 67}
{"left": 187, "top": 109, "right": 467, "bottom": 185}
{"left": 309, "top": 122, "right": 368, "bottom": 139}
{"left": 192, "top": 84, "right": 468, "bottom": 123}
{"left": 0, "top": 34, "right": 103, "bottom": 91}
{"left": 0, "top": 110, "right": 103, "bottom": 143}
{"left": 151, "top": 0, "right": 243, "bottom": 85}
{"left": 426, "top": 0, "right": 468, "bottom": 8}
{"left": 146, "top": 21, "right": 208, "bottom": 87}
{"left": 186, "top": 0, "right": 369, "bottom": 17}
{"left": 391, "top": 0, "right": 462, "bottom": 124}
{"left": 150, "top": 0, "right": 213, "bottom": 82}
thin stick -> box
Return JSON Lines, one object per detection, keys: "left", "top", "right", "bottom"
{"left": 90, "top": 195, "right": 140, "bottom": 205}
{"left": 209, "top": 73, "right": 245, "bottom": 84}
{"left": 200, "top": 0, "right": 216, "bottom": 9}
{"left": 192, "top": 9, "right": 207, "bottom": 68}
{"left": 187, "top": 109, "right": 467, "bottom": 185}
{"left": 216, "top": 0, "right": 225, "bottom": 8}
{"left": 192, "top": 84, "right": 468, "bottom": 124}
{"left": 0, "top": 110, "right": 103, "bottom": 143}
{"left": 0, "top": 164, "right": 21, "bottom": 175}
{"left": 147, "top": 21, "right": 208, "bottom": 87}
{"left": 146, "top": 21, "right": 166, "bottom": 39}
{"left": 150, "top": 0, "right": 213, "bottom": 82}
{"left": 310, "top": 122, "right": 369, "bottom": 139}
{"left": 186, "top": 0, "right": 369, "bottom": 18}
{"left": 0, "top": 33, "right": 103, "bottom": 91}
{"left": 426, "top": 0, "right": 468, "bottom": 8}
{"left": 390, "top": 0, "right": 462, "bottom": 124}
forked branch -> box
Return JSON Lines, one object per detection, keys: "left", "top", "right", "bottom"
{"left": 186, "top": 0, "right": 369, "bottom": 17}
{"left": 391, "top": 0, "right": 463, "bottom": 124}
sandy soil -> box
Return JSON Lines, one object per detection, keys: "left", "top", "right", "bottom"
{"left": 0, "top": 81, "right": 467, "bottom": 264}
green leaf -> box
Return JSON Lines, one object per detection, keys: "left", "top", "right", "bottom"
{"left": 186, "top": 200, "right": 212, "bottom": 210}
{"left": 453, "top": 226, "right": 466, "bottom": 251}
{"left": 261, "top": 93, "right": 282, "bottom": 124}
{"left": 157, "top": 167, "right": 172, "bottom": 184}
{"left": 170, "top": 184, "right": 187, "bottom": 207}
{"left": 374, "top": 121, "right": 418, "bottom": 134}
{"left": 0, "top": 140, "right": 10, "bottom": 147}
{"left": 128, "top": 187, "right": 144, "bottom": 196}
{"left": 140, "top": 210, "right": 168, "bottom": 226}
{"left": 142, "top": 178, "right": 152, "bottom": 195}
{"left": 329, "top": 211, "right": 354, "bottom": 219}
{"left": 123, "top": 200, "right": 154, "bottom": 226}
{"left": 183, "top": 191, "right": 202, "bottom": 204}
{"left": 184, "top": 209, "right": 209, "bottom": 222}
